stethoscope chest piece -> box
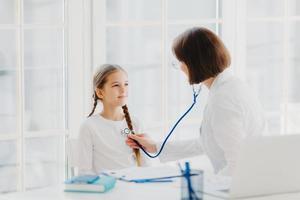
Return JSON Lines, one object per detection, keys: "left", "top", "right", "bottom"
{"left": 121, "top": 128, "right": 132, "bottom": 136}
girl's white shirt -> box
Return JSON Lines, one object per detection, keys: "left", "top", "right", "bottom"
{"left": 158, "top": 68, "right": 268, "bottom": 176}
{"left": 77, "top": 114, "right": 152, "bottom": 175}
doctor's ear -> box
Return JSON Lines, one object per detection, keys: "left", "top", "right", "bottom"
{"left": 95, "top": 88, "right": 103, "bottom": 100}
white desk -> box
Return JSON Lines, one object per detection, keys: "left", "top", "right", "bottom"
{"left": 1, "top": 180, "right": 300, "bottom": 200}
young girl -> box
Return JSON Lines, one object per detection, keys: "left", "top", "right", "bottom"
{"left": 77, "top": 64, "right": 150, "bottom": 175}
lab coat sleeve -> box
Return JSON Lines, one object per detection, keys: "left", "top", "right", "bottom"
{"left": 210, "top": 99, "right": 244, "bottom": 175}
{"left": 158, "top": 138, "right": 204, "bottom": 162}
{"left": 77, "top": 123, "right": 95, "bottom": 175}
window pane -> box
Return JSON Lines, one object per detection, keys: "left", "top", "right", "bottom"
{"left": 24, "top": 29, "right": 63, "bottom": 68}
{"left": 106, "top": 27, "right": 162, "bottom": 123}
{"left": 128, "top": 67, "right": 162, "bottom": 124}
{"left": 106, "top": 0, "right": 161, "bottom": 22}
{"left": 24, "top": 69, "right": 64, "bottom": 131}
{"left": 0, "top": 0, "right": 17, "bottom": 24}
{"left": 23, "top": 0, "right": 64, "bottom": 24}
{"left": 247, "top": 0, "right": 283, "bottom": 18}
{"left": 25, "top": 136, "right": 64, "bottom": 189}
{"left": 289, "top": 0, "right": 300, "bottom": 16}
{"left": 24, "top": 29, "right": 64, "bottom": 131}
{"left": 0, "top": 30, "right": 17, "bottom": 134}
{"left": 168, "top": 0, "right": 217, "bottom": 20}
{"left": 246, "top": 22, "right": 284, "bottom": 134}
{"left": 0, "top": 140, "right": 17, "bottom": 193}
{"left": 287, "top": 22, "right": 300, "bottom": 133}
{"left": 106, "top": 27, "right": 161, "bottom": 64}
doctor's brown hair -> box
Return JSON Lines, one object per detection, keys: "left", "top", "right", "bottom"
{"left": 172, "top": 27, "right": 231, "bottom": 84}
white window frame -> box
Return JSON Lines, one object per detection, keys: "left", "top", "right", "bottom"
{"left": 236, "top": 0, "right": 299, "bottom": 135}
{"left": 0, "top": 0, "right": 94, "bottom": 192}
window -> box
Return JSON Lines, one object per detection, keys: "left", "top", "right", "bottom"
{"left": 243, "top": 0, "right": 300, "bottom": 135}
{"left": 0, "top": 0, "right": 65, "bottom": 193}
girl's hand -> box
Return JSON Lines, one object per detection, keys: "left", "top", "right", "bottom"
{"left": 126, "top": 134, "right": 157, "bottom": 153}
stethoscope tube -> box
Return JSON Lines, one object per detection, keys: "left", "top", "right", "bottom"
{"left": 131, "top": 84, "right": 202, "bottom": 158}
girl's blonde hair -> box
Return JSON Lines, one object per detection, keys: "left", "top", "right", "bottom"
{"left": 88, "top": 64, "right": 142, "bottom": 166}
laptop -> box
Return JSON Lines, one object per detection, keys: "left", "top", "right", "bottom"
{"left": 205, "top": 134, "right": 300, "bottom": 199}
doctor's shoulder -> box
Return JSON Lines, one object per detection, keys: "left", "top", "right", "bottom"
{"left": 218, "top": 77, "right": 251, "bottom": 99}
{"left": 208, "top": 80, "right": 246, "bottom": 112}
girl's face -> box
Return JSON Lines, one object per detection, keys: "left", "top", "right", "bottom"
{"left": 97, "top": 70, "right": 128, "bottom": 107}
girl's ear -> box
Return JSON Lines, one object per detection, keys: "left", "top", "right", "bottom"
{"left": 95, "top": 88, "right": 103, "bottom": 99}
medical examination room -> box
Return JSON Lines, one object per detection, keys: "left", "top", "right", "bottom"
{"left": 1, "top": 0, "right": 300, "bottom": 199}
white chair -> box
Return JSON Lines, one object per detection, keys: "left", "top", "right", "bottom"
{"left": 66, "top": 138, "right": 79, "bottom": 178}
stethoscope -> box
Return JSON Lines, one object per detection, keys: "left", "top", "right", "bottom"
{"left": 122, "top": 84, "right": 202, "bottom": 158}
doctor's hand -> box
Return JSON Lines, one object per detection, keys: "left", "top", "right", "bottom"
{"left": 126, "top": 134, "right": 157, "bottom": 153}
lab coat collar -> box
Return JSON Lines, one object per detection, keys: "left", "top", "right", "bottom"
{"left": 208, "top": 67, "right": 233, "bottom": 94}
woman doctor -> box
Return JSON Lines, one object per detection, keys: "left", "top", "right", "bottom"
{"left": 126, "top": 27, "right": 267, "bottom": 176}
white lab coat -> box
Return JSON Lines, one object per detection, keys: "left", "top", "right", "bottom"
{"left": 158, "top": 68, "right": 267, "bottom": 176}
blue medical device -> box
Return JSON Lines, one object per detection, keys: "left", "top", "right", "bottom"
{"left": 125, "top": 84, "right": 202, "bottom": 158}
